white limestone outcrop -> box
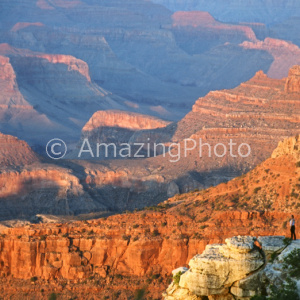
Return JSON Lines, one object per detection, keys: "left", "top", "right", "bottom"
{"left": 163, "top": 236, "right": 300, "bottom": 300}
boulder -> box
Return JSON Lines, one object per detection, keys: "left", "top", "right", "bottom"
{"left": 163, "top": 237, "right": 300, "bottom": 300}
{"left": 257, "top": 235, "right": 286, "bottom": 258}
{"left": 178, "top": 236, "right": 264, "bottom": 296}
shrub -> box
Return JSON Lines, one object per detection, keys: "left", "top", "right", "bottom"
{"left": 291, "top": 192, "right": 299, "bottom": 198}
{"left": 269, "top": 278, "right": 299, "bottom": 300}
{"left": 232, "top": 195, "right": 239, "bottom": 203}
{"left": 270, "top": 252, "right": 279, "bottom": 263}
{"left": 48, "top": 293, "right": 57, "bottom": 300}
{"left": 198, "top": 216, "right": 210, "bottom": 223}
{"left": 251, "top": 278, "right": 299, "bottom": 300}
{"left": 152, "top": 229, "right": 160, "bottom": 237}
{"left": 134, "top": 287, "right": 146, "bottom": 300}
{"left": 283, "top": 238, "right": 292, "bottom": 246}
{"left": 193, "top": 232, "right": 202, "bottom": 239}
{"left": 250, "top": 296, "right": 267, "bottom": 300}
{"left": 113, "top": 291, "right": 121, "bottom": 298}
{"left": 115, "top": 274, "right": 123, "bottom": 280}
{"left": 151, "top": 274, "right": 160, "bottom": 280}
{"left": 31, "top": 276, "right": 38, "bottom": 282}
{"left": 282, "top": 221, "right": 287, "bottom": 229}
{"left": 173, "top": 271, "right": 182, "bottom": 285}
{"left": 179, "top": 234, "right": 189, "bottom": 240}
{"left": 122, "top": 235, "right": 131, "bottom": 241}
{"left": 283, "top": 248, "right": 300, "bottom": 279}
{"left": 296, "top": 161, "right": 300, "bottom": 168}
{"left": 177, "top": 221, "right": 183, "bottom": 227}
{"left": 253, "top": 187, "right": 262, "bottom": 194}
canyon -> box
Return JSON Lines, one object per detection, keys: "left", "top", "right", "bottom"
{"left": 152, "top": 0, "right": 300, "bottom": 24}
{"left": 0, "top": 135, "right": 299, "bottom": 298}
{"left": 0, "top": 66, "right": 299, "bottom": 219}
{"left": 241, "top": 38, "right": 300, "bottom": 79}
{"left": 1, "top": 1, "right": 300, "bottom": 299}
{"left": 0, "top": 43, "right": 128, "bottom": 144}
{"left": 2, "top": 0, "right": 300, "bottom": 147}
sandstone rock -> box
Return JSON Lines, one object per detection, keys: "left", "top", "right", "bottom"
{"left": 167, "top": 182, "right": 180, "bottom": 198}
{"left": 82, "top": 110, "right": 170, "bottom": 133}
{"left": 225, "top": 235, "right": 255, "bottom": 253}
{"left": 172, "top": 267, "right": 188, "bottom": 276}
{"left": 178, "top": 236, "right": 264, "bottom": 296}
{"left": 285, "top": 65, "right": 300, "bottom": 92}
{"left": 0, "top": 132, "right": 38, "bottom": 167}
{"left": 230, "top": 270, "right": 264, "bottom": 298}
{"left": 269, "top": 239, "right": 300, "bottom": 264}
{"left": 2, "top": 0, "right": 293, "bottom": 132}
{"left": 271, "top": 135, "right": 300, "bottom": 160}
{"left": 241, "top": 38, "right": 300, "bottom": 79}
{"left": 0, "top": 44, "right": 127, "bottom": 143}
{"left": 257, "top": 236, "right": 286, "bottom": 257}
{"left": 172, "top": 11, "right": 257, "bottom": 41}
{"left": 163, "top": 282, "right": 202, "bottom": 300}
{"left": 164, "top": 237, "right": 300, "bottom": 300}
{"left": 260, "top": 240, "right": 300, "bottom": 297}
{"left": 0, "top": 166, "right": 106, "bottom": 220}
{"left": 78, "top": 110, "right": 171, "bottom": 159}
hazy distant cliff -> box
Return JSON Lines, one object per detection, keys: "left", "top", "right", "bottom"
{"left": 152, "top": 0, "right": 300, "bottom": 24}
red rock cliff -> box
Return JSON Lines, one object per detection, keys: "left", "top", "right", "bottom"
{"left": 0, "top": 136, "right": 299, "bottom": 283}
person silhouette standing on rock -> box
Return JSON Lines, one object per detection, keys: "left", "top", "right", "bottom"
{"left": 290, "top": 215, "right": 296, "bottom": 240}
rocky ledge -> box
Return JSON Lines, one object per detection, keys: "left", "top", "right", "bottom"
{"left": 163, "top": 235, "right": 300, "bottom": 300}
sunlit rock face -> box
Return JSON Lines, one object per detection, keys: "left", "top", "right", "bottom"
{"left": 152, "top": 0, "right": 300, "bottom": 24}
{"left": 178, "top": 236, "right": 264, "bottom": 296}
{"left": 0, "top": 44, "right": 127, "bottom": 143}
{"left": 0, "top": 132, "right": 38, "bottom": 167}
{"left": 0, "top": 0, "right": 289, "bottom": 142}
{"left": 285, "top": 65, "right": 300, "bottom": 93}
{"left": 163, "top": 236, "right": 300, "bottom": 300}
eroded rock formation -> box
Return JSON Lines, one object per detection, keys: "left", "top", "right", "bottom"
{"left": 172, "top": 11, "right": 257, "bottom": 41}
{"left": 1, "top": 0, "right": 289, "bottom": 132}
{"left": 285, "top": 65, "right": 300, "bottom": 92}
{"left": 1, "top": 68, "right": 300, "bottom": 218}
{"left": 241, "top": 38, "right": 300, "bottom": 78}
{"left": 0, "top": 136, "right": 299, "bottom": 277}
{"left": 0, "top": 133, "right": 38, "bottom": 167}
{"left": 179, "top": 236, "right": 264, "bottom": 296}
{"left": 0, "top": 44, "right": 127, "bottom": 143}
{"left": 163, "top": 236, "right": 300, "bottom": 300}
{"left": 82, "top": 110, "right": 171, "bottom": 133}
